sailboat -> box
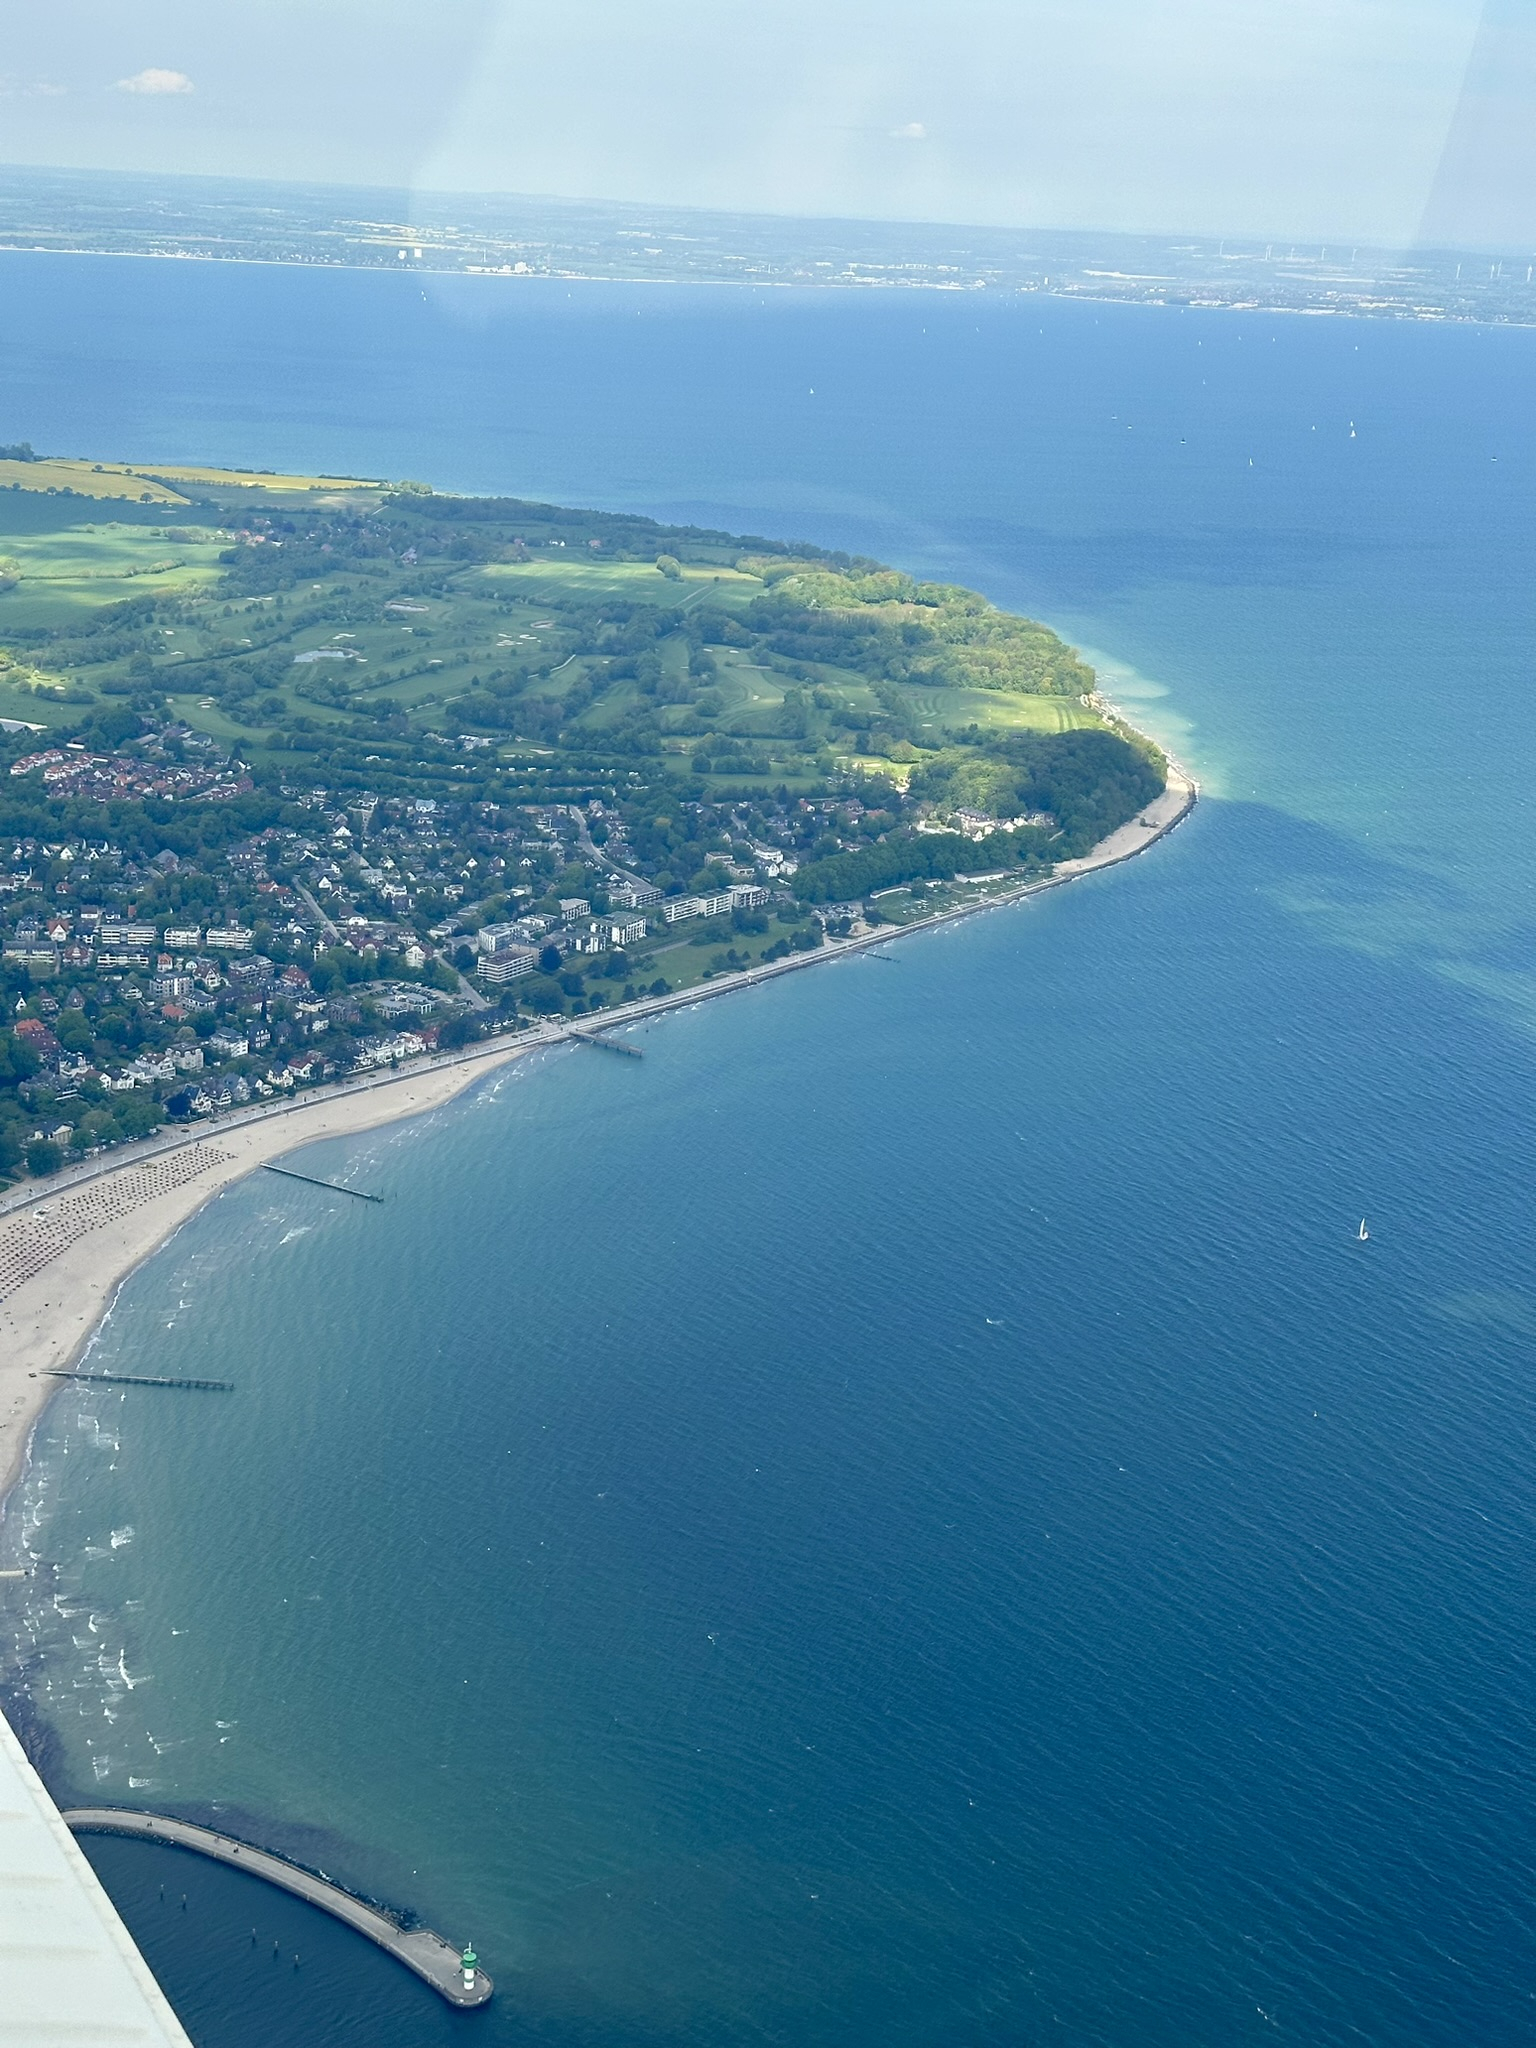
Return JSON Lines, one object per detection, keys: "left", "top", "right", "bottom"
{"left": 1357, "top": 1219, "right": 1370, "bottom": 1242}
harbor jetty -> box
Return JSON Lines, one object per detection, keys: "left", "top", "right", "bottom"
{"left": 62, "top": 1809, "right": 492, "bottom": 2008}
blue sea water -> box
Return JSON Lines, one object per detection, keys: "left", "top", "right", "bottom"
{"left": 2, "top": 256, "right": 1536, "bottom": 2047}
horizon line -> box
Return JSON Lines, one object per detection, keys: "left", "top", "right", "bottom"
{"left": 0, "top": 159, "right": 1529, "bottom": 265}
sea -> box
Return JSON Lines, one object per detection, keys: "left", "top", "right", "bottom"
{"left": 1, "top": 255, "right": 1534, "bottom": 2048}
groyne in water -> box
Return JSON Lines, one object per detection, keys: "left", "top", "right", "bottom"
{"left": 260, "top": 1165, "right": 385, "bottom": 1202}
{"left": 62, "top": 1809, "right": 492, "bottom": 2008}
{"left": 43, "top": 1372, "right": 232, "bottom": 1392}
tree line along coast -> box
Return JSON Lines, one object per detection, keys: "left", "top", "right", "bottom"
{"left": 0, "top": 451, "right": 1168, "bottom": 1180}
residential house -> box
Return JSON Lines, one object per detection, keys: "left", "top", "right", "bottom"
{"left": 14, "top": 1018, "right": 60, "bottom": 1068}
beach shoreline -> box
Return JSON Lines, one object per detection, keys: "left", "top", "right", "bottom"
{"left": 0, "top": 759, "right": 1193, "bottom": 1515}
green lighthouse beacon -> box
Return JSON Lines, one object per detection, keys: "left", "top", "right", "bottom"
{"left": 461, "top": 1943, "right": 478, "bottom": 1994}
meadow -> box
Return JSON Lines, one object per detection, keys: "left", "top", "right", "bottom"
{"left": 0, "top": 466, "right": 1130, "bottom": 817}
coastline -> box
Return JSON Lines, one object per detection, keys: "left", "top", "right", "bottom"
{"left": 0, "top": 247, "right": 1513, "bottom": 331}
{"left": 0, "top": 758, "right": 1193, "bottom": 1516}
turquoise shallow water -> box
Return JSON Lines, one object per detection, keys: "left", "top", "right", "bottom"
{"left": 2, "top": 259, "right": 1536, "bottom": 2045}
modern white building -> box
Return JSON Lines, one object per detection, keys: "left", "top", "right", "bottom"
{"left": 480, "top": 947, "right": 538, "bottom": 984}
{"left": 581, "top": 915, "right": 647, "bottom": 951}
{"left": 609, "top": 880, "right": 661, "bottom": 909}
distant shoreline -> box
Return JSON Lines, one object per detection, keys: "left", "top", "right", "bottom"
{"left": 0, "top": 755, "right": 1193, "bottom": 1516}
{"left": 0, "top": 245, "right": 1505, "bottom": 328}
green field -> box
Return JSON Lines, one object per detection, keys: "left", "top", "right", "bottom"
{"left": 0, "top": 467, "right": 1128, "bottom": 810}
{"left": 481, "top": 559, "right": 760, "bottom": 605}
{"left": 0, "top": 457, "right": 187, "bottom": 503}
{"left": 140, "top": 461, "right": 383, "bottom": 494}
{"left": 0, "top": 522, "right": 227, "bottom": 629}
{"left": 903, "top": 685, "right": 1099, "bottom": 734}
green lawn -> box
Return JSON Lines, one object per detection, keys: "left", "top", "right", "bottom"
{"left": 480, "top": 560, "right": 761, "bottom": 606}
{"left": 0, "top": 524, "right": 227, "bottom": 630}
{"left": 0, "top": 482, "right": 1116, "bottom": 816}
{"left": 911, "top": 686, "right": 1099, "bottom": 735}
{"left": 0, "top": 681, "right": 74, "bottom": 730}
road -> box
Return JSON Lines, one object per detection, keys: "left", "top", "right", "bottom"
{"left": 566, "top": 804, "right": 648, "bottom": 890}
{"left": 294, "top": 882, "right": 339, "bottom": 942}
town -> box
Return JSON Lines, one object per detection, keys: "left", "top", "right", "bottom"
{"left": 0, "top": 766, "right": 1010, "bottom": 1175}
{"left": 0, "top": 464, "right": 1165, "bottom": 1177}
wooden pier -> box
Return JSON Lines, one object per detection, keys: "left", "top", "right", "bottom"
{"left": 569, "top": 1029, "right": 643, "bottom": 1058}
{"left": 63, "top": 1809, "right": 492, "bottom": 2009}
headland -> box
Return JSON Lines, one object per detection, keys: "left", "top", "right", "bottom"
{"left": 0, "top": 450, "right": 1193, "bottom": 1512}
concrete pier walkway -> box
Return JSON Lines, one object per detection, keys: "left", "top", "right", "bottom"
{"left": 63, "top": 1807, "right": 493, "bottom": 2008}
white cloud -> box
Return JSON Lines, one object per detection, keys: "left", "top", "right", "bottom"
{"left": 890, "top": 121, "right": 927, "bottom": 140}
{"left": 115, "top": 68, "right": 193, "bottom": 96}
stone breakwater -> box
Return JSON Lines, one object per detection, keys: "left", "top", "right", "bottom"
{"left": 64, "top": 1809, "right": 493, "bottom": 2008}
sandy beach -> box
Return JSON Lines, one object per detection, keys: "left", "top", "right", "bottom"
{"left": 0, "top": 1039, "right": 533, "bottom": 1501}
{"left": 0, "top": 759, "right": 1194, "bottom": 1512}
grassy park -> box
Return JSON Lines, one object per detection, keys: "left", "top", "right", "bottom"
{"left": 0, "top": 459, "right": 1157, "bottom": 842}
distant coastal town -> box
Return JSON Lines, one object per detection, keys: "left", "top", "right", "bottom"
{"left": 2, "top": 166, "right": 1531, "bottom": 328}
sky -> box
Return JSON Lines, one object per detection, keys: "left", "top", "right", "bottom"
{"left": 0, "top": 0, "right": 1521, "bottom": 247}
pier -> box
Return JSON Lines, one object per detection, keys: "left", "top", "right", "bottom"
{"left": 63, "top": 1809, "right": 492, "bottom": 2008}
{"left": 261, "top": 1165, "right": 384, "bottom": 1202}
{"left": 569, "top": 1029, "right": 643, "bottom": 1058}
{"left": 44, "top": 1371, "right": 232, "bottom": 1392}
